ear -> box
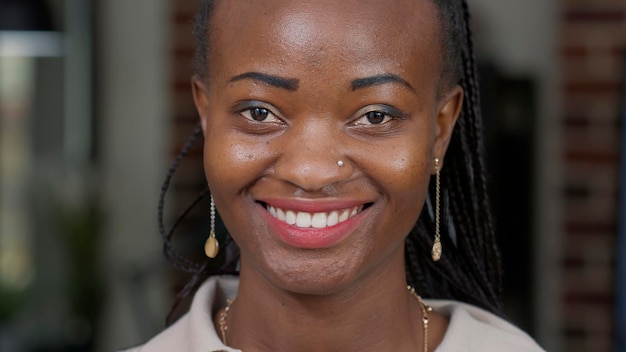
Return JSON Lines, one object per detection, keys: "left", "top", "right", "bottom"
{"left": 433, "top": 85, "right": 463, "bottom": 173}
{"left": 191, "top": 75, "right": 210, "bottom": 134}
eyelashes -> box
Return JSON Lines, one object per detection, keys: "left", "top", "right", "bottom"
{"left": 233, "top": 101, "right": 284, "bottom": 125}
{"left": 240, "top": 106, "right": 280, "bottom": 123}
{"left": 234, "top": 101, "right": 408, "bottom": 127}
{"left": 351, "top": 105, "right": 409, "bottom": 126}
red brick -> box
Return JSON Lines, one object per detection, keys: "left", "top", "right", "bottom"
{"left": 564, "top": 81, "right": 622, "bottom": 94}
{"left": 564, "top": 10, "right": 626, "bottom": 22}
{"left": 564, "top": 149, "right": 619, "bottom": 164}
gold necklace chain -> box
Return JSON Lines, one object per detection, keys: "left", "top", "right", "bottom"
{"left": 219, "top": 286, "right": 431, "bottom": 352}
{"left": 407, "top": 285, "right": 432, "bottom": 352}
{"left": 218, "top": 298, "right": 234, "bottom": 345}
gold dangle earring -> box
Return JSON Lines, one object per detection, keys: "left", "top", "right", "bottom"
{"left": 204, "top": 194, "right": 219, "bottom": 258}
{"left": 431, "top": 158, "right": 442, "bottom": 262}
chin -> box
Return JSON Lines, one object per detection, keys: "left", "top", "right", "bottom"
{"left": 247, "top": 246, "right": 369, "bottom": 296}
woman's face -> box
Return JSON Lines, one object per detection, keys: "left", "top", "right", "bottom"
{"left": 194, "top": 0, "right": 462, "bottom": 294}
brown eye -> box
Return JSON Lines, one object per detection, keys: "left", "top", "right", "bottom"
{"left": 351, "top": 105, "right": 407, "bottom": 127}
{"left": 240, "top": 106, "right": 280, "bottom": 123}
{"left": 365, "top": 111, "right": 386, "bottom": 124}
{"left": 250, "top": 107, "right": 270, "bottom": 121}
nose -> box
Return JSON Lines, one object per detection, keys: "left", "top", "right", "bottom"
{"left": 274, "top": 122, "right": 352, "bottom": 192}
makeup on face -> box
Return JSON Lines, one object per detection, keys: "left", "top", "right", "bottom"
{"left": 199, "top": 0, "right": 448, "bottom": 292}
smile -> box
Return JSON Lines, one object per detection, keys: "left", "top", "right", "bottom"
{"left": 265, "top": 204, "right": 363, "bottom": 229}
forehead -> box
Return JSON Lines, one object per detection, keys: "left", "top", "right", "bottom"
{"left": 208, "top": 0, "right": 443, "bottom": 88}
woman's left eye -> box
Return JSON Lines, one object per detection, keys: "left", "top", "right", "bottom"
{"left": 353, "top": 110, "right": 395, "bottom": 125}
{"left": 240, "top": 107, "right": 281, "bottom": 123}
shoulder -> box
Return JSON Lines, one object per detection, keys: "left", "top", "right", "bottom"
{"left": 428, "top": 300, "right": 545, "bottom": 352}
{"left": 117, "top": 276, "right": 240, "bottom": 352}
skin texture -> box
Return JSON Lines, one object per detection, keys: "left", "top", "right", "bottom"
{"left": 193, "top": 0, "right": 463, "bottom": 350}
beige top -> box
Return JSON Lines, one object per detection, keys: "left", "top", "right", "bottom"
{"left": 121, "top": 276, "right": 545, "bottom": 352}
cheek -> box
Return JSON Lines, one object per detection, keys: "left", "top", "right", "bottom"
{"left": 356, "top": 136, "right": 432, "bottom": 219}
{"left": 202, "top": 128, "right": 271, "bottom": 196}
{"left": 202, "top": 132, "right": 275, "bottom": 249}
{"left": 362, "top": 136, "right": 430, "bottom": 186}
{"left": 391, "top": 148, "right": 430, "bottom": 212}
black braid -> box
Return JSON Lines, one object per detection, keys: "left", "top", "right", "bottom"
{"left": 160, "top": 0, "right": 503, "bottom": 319}
{"left": 462, "top": 0, "right": 502, "bottom": 299}
{"left": 158, "top": 124, "right": 205, "bottom": 272}
{"left": 461, "top": 1, "right": 502, "bottom": 296}
{"left": 402, "top": 0, "right": 502, "bottom": 313}
{"left": 157, "top": 123, "right": 239, "bottom": 324}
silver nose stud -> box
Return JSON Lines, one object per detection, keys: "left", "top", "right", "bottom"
{"left": 337, "top": 160, "right": 344, "bottom": 167}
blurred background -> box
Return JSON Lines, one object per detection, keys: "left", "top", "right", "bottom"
{"left": 0, "top": 0, "right": 624, "bottom": 351}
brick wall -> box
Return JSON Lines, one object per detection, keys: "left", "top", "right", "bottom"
{"left": 560, "top": 0, "right": 625, "bottom": 350}
{"left": 169, "top": 0, "right": 207, "bottom": 233}
{"left": 166, "top": 0, "right": 209, "bottom": 300}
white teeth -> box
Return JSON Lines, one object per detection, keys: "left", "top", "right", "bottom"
{"left": 266, "top": 204, "right": 362, "bottom": 229}
{"left": 338, "top": 209, "right": 350, "bottom": 222}
{"left": 296, "top": 212, "right": 312, "bottom": 227}
{"left": 311, "top": 212, "right": 327, "bottom": 228}
{"left": 327, "top": 211, "right": 339, "bottom": 227}
{"left": 285, "top": 210, "right": 297, "bottom": 225}
{"left": 276, "top": 208, "right": 285, "bottom": 221}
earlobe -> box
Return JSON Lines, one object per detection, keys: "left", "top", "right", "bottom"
{"left": 433, "top": 85, "right": 464, "bottom": 171}
{"left": 191, "top": 75, "right": 210, "bottom": 134}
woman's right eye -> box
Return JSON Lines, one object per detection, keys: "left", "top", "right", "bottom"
{"left": 240, "top": 107, "right": 281, "bottom": 123}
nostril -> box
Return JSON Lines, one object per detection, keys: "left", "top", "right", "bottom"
{"left": 274, "top": 157, "right": 353, "bottom": 192}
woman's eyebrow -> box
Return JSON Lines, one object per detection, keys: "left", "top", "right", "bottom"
{"left": 229, "top": 72, "right": 300, "bottom": 91}
{"left": 351, "top": 74, "right": 415, "bottom": 93}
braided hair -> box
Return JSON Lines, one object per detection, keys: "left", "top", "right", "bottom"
{"left": 159, "top": 0, "right": 503, "bottom": 323}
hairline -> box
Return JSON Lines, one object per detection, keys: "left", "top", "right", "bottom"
{"left": 194, "top": 0, "right": 462, "bottom": 95}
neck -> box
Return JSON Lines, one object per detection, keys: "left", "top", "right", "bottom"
{"left": 225, "top": 258, "right": 436, "bottom": 352}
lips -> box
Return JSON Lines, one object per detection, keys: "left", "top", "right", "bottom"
{"left": 266, "top": 204, "right": 361, "bottom": 229}
{"left": 258, "top": 200, "right": 371, "bottom": 249}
